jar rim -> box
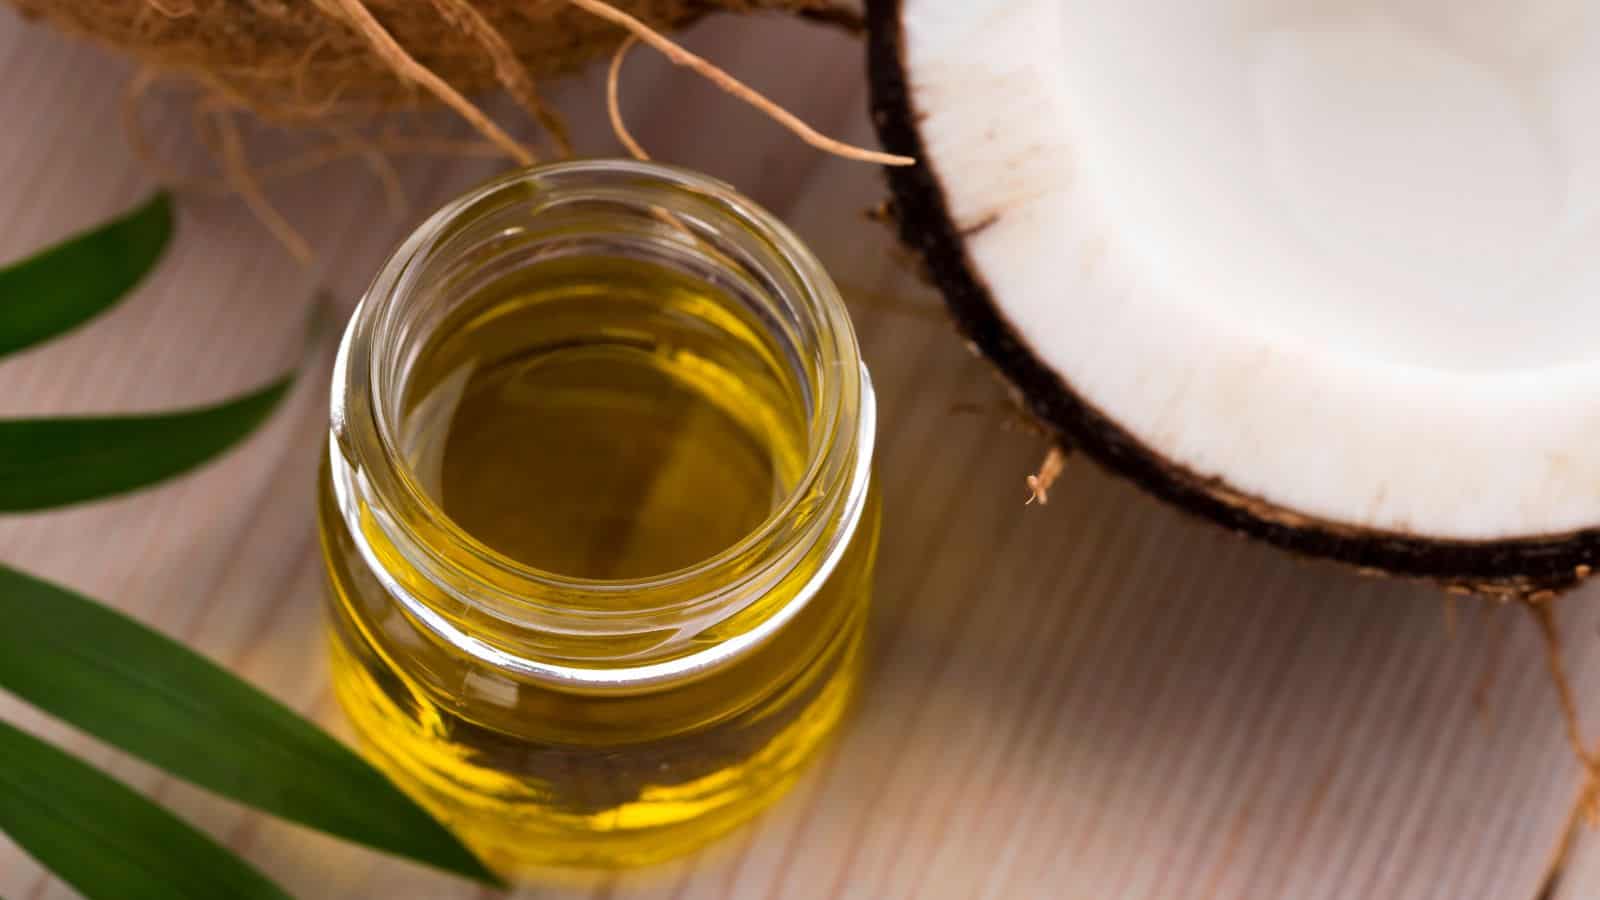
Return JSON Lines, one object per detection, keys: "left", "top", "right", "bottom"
{"left": 331, "top": 160, "right": 870, "bottom": 637}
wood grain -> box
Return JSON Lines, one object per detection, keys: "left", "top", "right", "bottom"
{"left": 2, "top": 9, "right": 1600, "bottom": 899}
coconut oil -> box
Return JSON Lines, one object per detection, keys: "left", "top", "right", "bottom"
{"left": 319, "top": 162, "right": 878, "bottom": 871}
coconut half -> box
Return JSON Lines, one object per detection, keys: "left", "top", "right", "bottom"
{"left": 868, "top": 0, "right": 1600, "bottom": 595}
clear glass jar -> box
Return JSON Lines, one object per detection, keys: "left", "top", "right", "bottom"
{"left": 318, "top": 161, "right": 879, "bottom": 871}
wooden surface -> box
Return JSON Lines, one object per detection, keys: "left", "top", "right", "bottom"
{"left": 4, "top": 9, "right": 1600, "bottom": 899}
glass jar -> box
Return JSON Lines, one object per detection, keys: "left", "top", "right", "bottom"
{"left": 318, "top": 160, "right": 879, "bottom": 871}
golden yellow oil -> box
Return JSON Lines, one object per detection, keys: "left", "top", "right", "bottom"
{"left": 320, "top": 256, "right": 878, "bottom": 871}
{"left": 396, "top": 260, "right": 807, "bottom": 580}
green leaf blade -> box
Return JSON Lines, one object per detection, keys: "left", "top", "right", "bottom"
{"left": 0, "top": 719, "right": 290, "bottom": 900}
{"left": 0, "top": 193, "right": 172, "bottom": 359}
{"left": 0, "top": 565, "right": 497, "bottom": 885}
{"left": 0, "top": 376, "right": 291, "bottom": 512}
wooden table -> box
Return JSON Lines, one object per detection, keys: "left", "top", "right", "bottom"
{"left": 2, "top": 9, "right": 1599, "bottom": 899}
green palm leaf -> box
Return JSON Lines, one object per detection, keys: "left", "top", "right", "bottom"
{"left": 0, "top": 377, "right": 292, "bottom": 512}
{"left": 0, "top": 193, "right": 172, "bottom": 359}
{"left": 0, "top": 194, "right": 497, "bottom": 897}
{"left": 0, "top": 564, "right": 498, "bottom": 886}
{"left": 0, "top": 718, "right": 291, "bottom": 900}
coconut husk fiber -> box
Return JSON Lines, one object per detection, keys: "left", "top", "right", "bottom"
{"left": 4, "top": 0, "right": 828, "bottom": 157}
{"left": 3, "top": 0, "right": 858, "bottom": 258}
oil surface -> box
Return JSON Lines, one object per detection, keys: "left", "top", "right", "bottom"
{"left": 398, "top": 257, "right": 807, "bottom": 579}
{"left": 322, "top": 256, "right": 877, "bottom": 870}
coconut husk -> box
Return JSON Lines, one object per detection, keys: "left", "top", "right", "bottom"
{"left": 3, "top": 0, "right": 895, "bottom": 259}
{"left": 5, "top": 0, "right": 823, "bottom": 140}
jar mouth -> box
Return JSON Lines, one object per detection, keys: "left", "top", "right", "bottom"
{"left": 333, "top": 161, "right": 868, "bottom": 630}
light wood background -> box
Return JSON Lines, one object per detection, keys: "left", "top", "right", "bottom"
{"left": 3, "top": 8, "right": 1600, "bottom": 899}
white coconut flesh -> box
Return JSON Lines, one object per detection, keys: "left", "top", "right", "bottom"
{"left": 893, "top": 0, "right": 1600, "bottom": 543}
